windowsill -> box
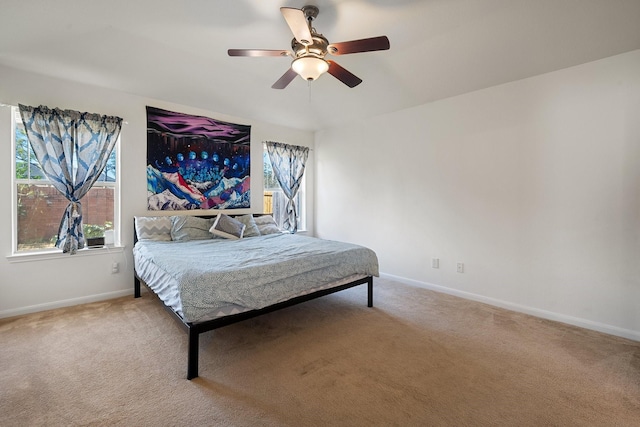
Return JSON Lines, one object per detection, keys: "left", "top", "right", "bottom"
{"left": 6, "top": 245, "right": 126, "bottom": 263}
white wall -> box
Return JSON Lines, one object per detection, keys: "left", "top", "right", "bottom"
{"left": 2, "top": 49, "right": 639, "bottom": 341}
{"left": 315, "top": 50, "right": 640, "bottom": 340}
{"left": 0, "top": 64, "right": 313, "bottom": 317}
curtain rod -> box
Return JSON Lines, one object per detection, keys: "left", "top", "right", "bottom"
{"left": 0, "top": 102, "right": 128, "bottom": 124}
{"left": 263, "top": 141, "right": 314, "bottom": 151}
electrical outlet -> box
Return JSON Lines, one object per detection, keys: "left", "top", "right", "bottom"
{"left": 111, "top": 262, "right": 119, "bottom": 274}
{"left": 456, "top": 262, "right": 464, "bottom": 273}
{"left": 431, "top": 258, "right": 439, "bottom": 269}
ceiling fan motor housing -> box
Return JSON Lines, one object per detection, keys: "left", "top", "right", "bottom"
{"left": 291, "top": 33, "right": 329, "bottom": 59}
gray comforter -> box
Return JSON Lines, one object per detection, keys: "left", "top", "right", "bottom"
{"left": 134, "top": 233, "right": 379, "bottom": 322}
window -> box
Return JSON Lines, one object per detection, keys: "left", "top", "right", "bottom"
{"left": 11, "top": 106, "right": 119, "bottom": 253}
{"left": 263, "top": 147, "right": 306, "bottom": 232}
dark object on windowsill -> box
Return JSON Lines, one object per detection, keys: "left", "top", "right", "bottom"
{"left": 87, "top": 237, "right": 105, "bottom": 248}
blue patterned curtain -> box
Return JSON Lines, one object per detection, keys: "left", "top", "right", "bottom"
{"left": 19, "top": 104, "right": 123, "bottom": 254}
{"left": 265, "top": 141, "right": 309, "bottom": 233}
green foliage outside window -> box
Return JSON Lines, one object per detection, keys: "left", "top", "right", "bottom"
{"left": 83, "top": 221, "right": 113, "bottom": 238}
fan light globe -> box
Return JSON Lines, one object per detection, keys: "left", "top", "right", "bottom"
{"left": 292, "top": 57, "right": 329, "bottom": 81}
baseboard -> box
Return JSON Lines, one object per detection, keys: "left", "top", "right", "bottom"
{"left": 4, "top": 276, "right": 638, "bottom": 343}
{"left": 379, "top": 272, "right": 640, "bottom": 342}
{"left": 0, "top": 289, "right": 133, "bottom": 319}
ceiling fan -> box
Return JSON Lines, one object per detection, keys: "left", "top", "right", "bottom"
{"left": 228, "top": 5, "right": 390, "bottom": 89}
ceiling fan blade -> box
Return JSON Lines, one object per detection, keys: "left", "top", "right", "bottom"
{"left": 327, "top": 60, "right": 362, "bottom": 88}
{"left": 280, "top": 7, "right": 313, "bottom": 45}
{"left": 328, "top": 36, "right": 390, "bottom": 55}
{"left": 272, "top": 68, "right": 298, "bottom": 89}
{"left": 228, "top": 49, "right": 290, "bottom": 57}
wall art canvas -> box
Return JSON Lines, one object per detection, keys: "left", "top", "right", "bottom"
{"left": 146, "top": 106, "right": 251, "bottom": 211}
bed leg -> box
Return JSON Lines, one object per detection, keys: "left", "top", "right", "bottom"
{"left": 187, "top": 328, "right": 199, "bottom": 380}
{"left": 367, "top": 277, "right": 373, "bottom": 308}
{"left": 134, "top": 276, "right": 141, "bottom": 298}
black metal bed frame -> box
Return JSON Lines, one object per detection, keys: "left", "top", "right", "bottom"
{"left": 133, "top": 217, "right": 373, "bottom": 380}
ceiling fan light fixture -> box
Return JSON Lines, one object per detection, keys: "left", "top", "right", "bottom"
{"left": 292, "top": 56, "right": 329, "bottom": 81}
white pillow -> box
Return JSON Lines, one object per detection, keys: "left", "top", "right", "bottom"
{"left": 209, "top": 214, "right": 246, "bottom": 240}
{"left": 135, "top": 216, "right": 172, "bottom": 241}
{"left": 254, "top": 215, "right": 282, "bottom": 235}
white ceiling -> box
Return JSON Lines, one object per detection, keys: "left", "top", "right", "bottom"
{"left": 2, "top": 0, "right": 640, "bottom": 131}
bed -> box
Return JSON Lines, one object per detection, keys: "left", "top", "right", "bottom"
{"left": 133, "top": 214, "right": 379, "bottom": 379}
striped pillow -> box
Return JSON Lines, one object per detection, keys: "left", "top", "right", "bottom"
{"left": 135, "top": 216, "right": 172, "bottom": 241}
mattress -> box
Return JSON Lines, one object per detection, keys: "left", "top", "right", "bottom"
{"left": 133, "top": 233, "right": 379, "bottom": 323}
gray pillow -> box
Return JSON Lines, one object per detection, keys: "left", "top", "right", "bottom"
{"left": 209, "top": 214, "right": 246, "bottom": 240}
{"left": 170, "top": 216, "right": 214, "bottom": 241}
{"left": 254, "top": 215, "right": 282, "bottom": 235}
{"left": 235, "top": 214, "right": 260, "bottom": 238}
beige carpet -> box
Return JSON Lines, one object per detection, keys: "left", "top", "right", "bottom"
{"left": 1, "top": 278, "right": 639, "bottom": 426}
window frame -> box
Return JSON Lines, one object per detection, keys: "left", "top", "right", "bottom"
{"left": 262, "top": 144, "right": 306, "bottom": 233}
{"left": 9, "top": 106, "right": 122, "bottom": 258}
